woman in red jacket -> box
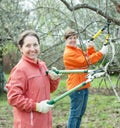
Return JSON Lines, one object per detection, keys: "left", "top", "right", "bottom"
{"left": 6, "top": 30, "right": 60, "bottom": 128}
{"left": 63, "top": 28, "right": 108, "bottom": 128}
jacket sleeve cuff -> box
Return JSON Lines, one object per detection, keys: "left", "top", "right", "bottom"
{"left": 87, "top": 46, "right": 96, "bottom": 55}
{"left": 87, "top": 46, "right": 95, "bottom": 51}
{"left": 32, "top": 102, "right": 37, "bottom": 111}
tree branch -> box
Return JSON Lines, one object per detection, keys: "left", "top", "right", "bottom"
{"left": 110, "top": 0, "right": 120, "bottom": 6}
{"left": 60, "top": 0, "right": 120, "bottom": 26}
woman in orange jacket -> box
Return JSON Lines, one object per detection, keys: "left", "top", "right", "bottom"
{"left": 63, "top": 28, "right": 108, "bottom": 128}
{"left": 6, "top": 30, "right": 60, "bottom": 128}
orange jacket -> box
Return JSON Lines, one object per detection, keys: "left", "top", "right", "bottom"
{"left": 63, "top": 45, "right": 103, "bottom": 90}
{"left": 6, "top": 55, "right": 60, "bottom": 128}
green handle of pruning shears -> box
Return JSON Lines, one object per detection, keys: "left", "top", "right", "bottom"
{"left": 46, "top": 69, "right": 89, "bottom": 75}
{"left": 52, "top": 69, "right": 59, "bottom": 74}
{"left": 47, "top": 81, "right": 88, "bottom": 105}
{"left": 47, "top": 100, "right": 56, "bottom": 105}
{"left": 46, "top": 69, "right": 59, "bottom": 75}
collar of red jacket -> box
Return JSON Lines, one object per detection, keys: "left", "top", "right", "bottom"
{"left": 22, "top": 55, "right": 41, "bottom": 67}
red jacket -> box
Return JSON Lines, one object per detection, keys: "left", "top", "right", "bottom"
{"left": 6, "top": 55, "right": 60, "bottom": 128}
{"left": 63, "top": 45, "right": 103, "bottom": 90}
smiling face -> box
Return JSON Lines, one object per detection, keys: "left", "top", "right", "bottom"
{"left": 65, "top": 35, "right": 78, "bottom": 47}
{"left": 19, "top": 35, "right": 40, "bottom": 63}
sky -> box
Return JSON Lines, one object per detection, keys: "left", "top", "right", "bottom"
{"left": 19, "top": 0, "right": 35, "bottom": 10}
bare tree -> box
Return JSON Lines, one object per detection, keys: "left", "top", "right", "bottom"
{"left": 0, "top": 0, "right": 120, "bottom": 93}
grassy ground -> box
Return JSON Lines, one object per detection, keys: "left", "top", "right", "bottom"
{"left": 0, "top": 93, "right": 13, "bottom": 128}
{"left": 52, "top": 79, "right": 120, "bottom": 128}
{"left": 0, "top": 78, "right": 120, "bottom": 128}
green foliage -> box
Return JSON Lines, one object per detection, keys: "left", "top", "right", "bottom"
{"left": 3, "top": 42, "right": 18, "bottom": 55}
{"left": 3, "top": 43, "right": 20, "bottom": 73}
{"left": 0, "top": 93, "right": 13, "bottom": 128}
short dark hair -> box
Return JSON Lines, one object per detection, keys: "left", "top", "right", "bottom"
{"left": 17, "top": 30, "right": 40, "bottom": 47}
{"left": 64, "top": 28, "right": 78, "bottom": 40}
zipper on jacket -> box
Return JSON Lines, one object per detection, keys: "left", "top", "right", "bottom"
{"left": 30, "top": 112, "right": 33, "bottom": 127}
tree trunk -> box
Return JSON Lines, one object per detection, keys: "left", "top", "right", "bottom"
{"left": 0, "top": 43, "right": 6, "bottom": 92}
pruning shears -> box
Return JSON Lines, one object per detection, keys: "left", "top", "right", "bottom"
{"left": 47, "top": 68, "right": 105, "bottom": 105}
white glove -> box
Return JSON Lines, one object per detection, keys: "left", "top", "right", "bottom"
{"left": 100, "top": 45, "right": 108, "bottom": 55}
{"left": 36, "top": 100, "right": 54, "bottom": 113}
{"left": 86, "top": 41, "right": 94, "bottom": 48}
{"left": 48, "top": 67, "right": 61, "bottom": 80}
